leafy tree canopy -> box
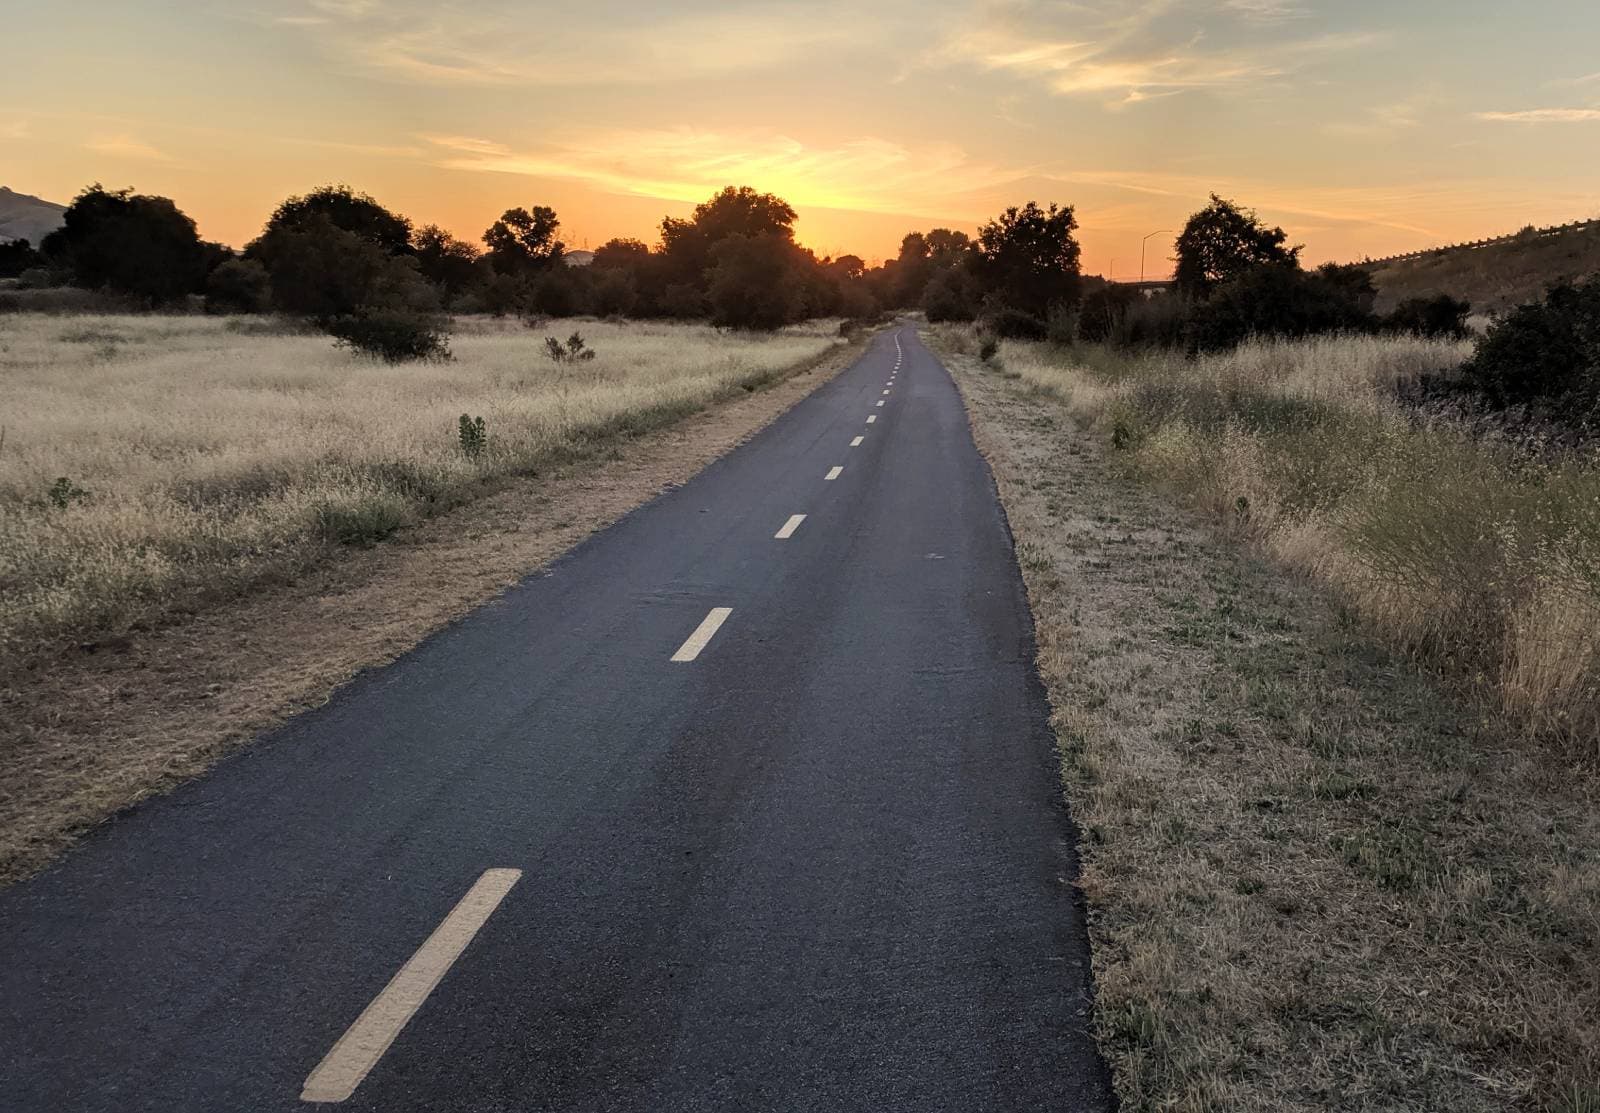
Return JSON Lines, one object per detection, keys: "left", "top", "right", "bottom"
{"left": 41, "top": 184, "right": 206, "bottom": 302}
{"left": 482, "top": 206, "right": 564, "bottom": 275}
{"left": 976, "top": 201, "right": 1082, "bottom": 321}
{"left": 253, "top": 185, "right": 412, "bottom": 256}
{"left": 1174, "top": 194, "right": 1299, "bottom": 296}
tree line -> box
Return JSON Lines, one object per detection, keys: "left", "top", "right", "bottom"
{"left": 0, "top": 180, "right": 1471, "bottom": 359}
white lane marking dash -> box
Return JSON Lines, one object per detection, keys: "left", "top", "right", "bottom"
{"left": 876, "top": 400, "right": 885, "bottom": 407}
{"left": 775, "top": 514, "right": 805, "bottom": 540}
{"left": 672, "top": 607, "right": 733, "bottom": 662}
{"left": 301, "top": 869, "right": 522, "bottom": 1104}
{"left": 825, "top": 466, "right": 844, "bottom": 480}
{"left": 850, "top": 436, "right": 864, "bottom": 447}
{"left": 867, "top": 415, "right": 877, "bottom": 423}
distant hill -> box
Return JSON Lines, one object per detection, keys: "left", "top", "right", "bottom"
{"left": 0, "top": 187, "right": 67, "bottom": 247}
{"left": 1360, "top": 219, "right": 1600, "bottom": 318}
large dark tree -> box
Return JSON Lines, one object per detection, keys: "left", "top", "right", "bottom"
{"left": 482, "top": 206, "right": 563, "bottom": 274}
{"left": 660, "top": 186, "right": 797, "bottom": 288}
{"left": 706, "top": 232, "right": 803, "bottom": 330}
{"left": 41, "top": 185, "right": 206, "bottom": 302}
{"left": 1174, "top": 194, "right": 1299, "bottom": 297}
{"left": 975, "top": 201, "right": 1082, "bottom": 322}
{"left": 251, "top": 213, "right": 433, "bottom": 319}
{"left": 253, "top": 185, "right": 413, "bottom": 255}
{"left": 411, "top": 224, "right": 480, "bottom": 298}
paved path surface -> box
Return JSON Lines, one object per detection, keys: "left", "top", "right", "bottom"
{"left": 0, "top": 326, "right": 1111, "bottom": 1111}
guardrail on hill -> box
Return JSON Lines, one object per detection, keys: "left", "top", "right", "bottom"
{"left": 1360, "top": 218, "right": 1600, "bottom": 268}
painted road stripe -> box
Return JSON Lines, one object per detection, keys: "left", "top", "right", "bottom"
{"left": 671, "top": 607, "right": 733, "bottom": 662}
{"left": 301, "top": 869, "right": 522, "bottom": 1104}
{"left": 867, "top": 415, "right": 877, "bottom": 423}
{"left": 826, "top": 466, "right": 844, "bottom": 480}
{"left": 876, "top": 400, "right": 885, "bottom": 407}
{"left": 850, "top": 435, "right": 864, "bottom": 446}
{"left": 882, "top": 389, "right": 890, "bottom": 395}
{"left": 775, "top": 514, "right": 806, "bottom": 539}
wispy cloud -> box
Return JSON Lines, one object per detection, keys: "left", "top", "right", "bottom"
{"left": 1476, "top": 108, "right": 1600, "bottom": 123}
{"left": 0, "top": 121, "right": 28, "bottom": 140}
{"left": 1324, "top": 91, "right": 1440, "bottom": 137}
{"left": 927, "top": 0, "right": 1379, "bottom": 105}
{"left": 272, "top": 1, "right": 882, "bottom": 87}
{"left": 424, "top": 129, "right": 1031, "bottom": 220}
{"left": 85, "top": 134, "right": 172, "bottom": 161}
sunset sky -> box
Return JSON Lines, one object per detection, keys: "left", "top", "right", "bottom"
{"left": 6, "top": 0, "right": 1600, "bottom": 275}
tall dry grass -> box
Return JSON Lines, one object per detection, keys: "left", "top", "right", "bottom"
{"left": 977, "top": 329, "right": 1600, "bottom": 752}
{"left": 0, "top": 314, "right": 842, "bottom": 667}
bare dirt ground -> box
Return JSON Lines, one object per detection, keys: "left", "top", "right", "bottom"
{"left": 943, "top": 341, "right": 1598, "bottom": 1113}
{"left": 0, "top": 340, "right": 859, "bottom": 885}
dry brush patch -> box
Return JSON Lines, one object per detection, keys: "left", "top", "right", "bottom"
{"left": 937, "top": 333, "right": 1599, "bottom": 1112}
{"left": 0, "top": 316, "right": 860, "bottom": 883}
{"left": 0, "top": 313, "right": 844, "bottom": 672}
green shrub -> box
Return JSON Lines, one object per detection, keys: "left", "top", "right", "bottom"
{"left": 457, "top": 414, "right": 487, "bottom": 459}
{"left": 314, "top": 499, "right": 409, "bottom": 547}
{"left": 1461, "top": 278, "right": 1600, "bottom": 417}
{"left": 982, "top": 305, "right": 1047, "bottom": 340}
{"left": 47, "top": 477, "right": 88, "bottom": 509}
{"left": 324, "top": 310, "right": 452, "bottom": 363}
{"left": 544, "top": 332, "right": 596, "bottom": 364}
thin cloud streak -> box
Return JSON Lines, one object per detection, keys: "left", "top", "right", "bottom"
{"left": 1476, "top": 108, "right": 1600, "bottom": 123}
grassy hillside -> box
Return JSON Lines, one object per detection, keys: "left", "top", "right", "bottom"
{"left": 0, "top": 186, "right": 66, "bottom": 246}
{"left": 1366, "top": 221, "right": 1600, "bottom": 318}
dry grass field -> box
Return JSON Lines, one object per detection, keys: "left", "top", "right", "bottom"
{"left": 936, "top": 328, "right": 1599, "bottom": 1111}
{"left": 0, "top": 314, "right": 844, "bottom": 672}
{"left": 979, "top": 331, "right": 1600, "bottom": 753}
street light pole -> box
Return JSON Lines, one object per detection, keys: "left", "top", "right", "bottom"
{"left": 1140, "top": 229, "right": 1173, "bottom": 285}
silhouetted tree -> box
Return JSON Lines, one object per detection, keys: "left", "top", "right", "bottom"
{"left": 1174, "top": 194, "right": 1299, "bottom": 297}
{"left": 205, "top": 258, "right": 272, "bottom": 314}
{"left": 251, "top": 213, "right": 434, "bottom": 319}
{"left": 660, "top": 186, "right": 797, "bottom": 289}
{"left": 41, "top": 184, "right": 207, "bottom": 303}
{"left": 483, "top": 206, "right": 563, "bottom": 275}
{"left": 411, "top": 225, "right": 480, "bottom": 300}
{"left": 0, "top": 238, "right": 43, "bottom": 278}
{"left": 253, "top": 185, "right": 412, "bottom": 255}
{"left": 975, "top": 201, "right": 1081, "bottom": 325}
{"left": 707, "top": 232, "right": 803, "bottom": 330}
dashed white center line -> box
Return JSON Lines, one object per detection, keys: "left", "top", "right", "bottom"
{"left": 876, "top": 400, "right": 885, "bottom": 407}
{"left": 300, "top": 868, "right": 522, "bottom": 1104}
{"left": 825, "top": 465, "right": 843, "bottom": 480}
{"left": 867, "top": 415, "right": 877, "bottom": 423}
{"left": 882, "top": 389, "right": 891, "bottom": 395}
{"left": 774, "top": 514, "right": 806, "bottom": 539}
{"left": 850, "top": 435, "right": 864, "bottom": 446}
{"left": 671, "top": 607, "right": 733, "bottom": 662}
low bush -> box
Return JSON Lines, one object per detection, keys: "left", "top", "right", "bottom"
{"left": 205, "top": 258, "right": 272, "bottom": 315}
{"left": 544, "top": 332, "right": 596, "bottom": 364}
{"left": 982, "top": 305, "right": 1048, "bottom": 340}
{"left": 1383, "top": 293, "right": 1471, "bottom": 339}
{"left": 457, "top": 414, "right": 487, "bottom": 459}
{"left": 323, "top": 309, "right": 452, "bottom": 363}
{"left": 1461, "top": 278, "right": 1600, "bottom": 421}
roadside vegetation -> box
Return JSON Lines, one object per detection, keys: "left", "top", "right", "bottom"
{"left": 0, "top": 314, "right": 844, "bottom": 672}
{"left": 937, "top": 327, "right": 1599, "bottom": 1111}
